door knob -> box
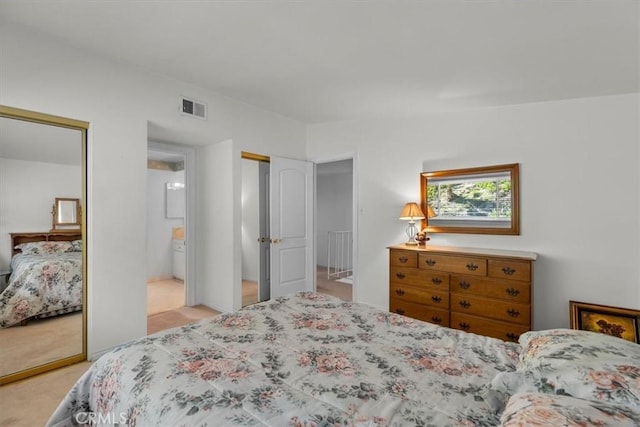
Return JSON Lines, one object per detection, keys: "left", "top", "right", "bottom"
{"left": 271, "top": 238, "right": 281, "bottom": 244}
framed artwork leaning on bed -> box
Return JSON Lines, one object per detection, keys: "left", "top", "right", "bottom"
{"left": 570, "top": 300, "right": 640, "bottom": 344}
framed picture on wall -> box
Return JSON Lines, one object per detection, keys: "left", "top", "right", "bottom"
{"left": 570, "top": 301, "right": 640, "bottom": 344}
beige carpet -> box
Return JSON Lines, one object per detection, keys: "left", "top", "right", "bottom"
{"left": 0, "top": 361, "right": 92, "bottom": 427}
{"left": 147, "top": 278, "right": 185, "bottom": 315}
{"left": 242, "top": 280, "right": 259, "bottom": 307}
{"left": 241, "top": 268, "right": 353, "bottom": 305}
{"left": 317, "top": 266, "right": 353, "bottom": 301}
{"left": 147, "top": 279, "right": 220, "bottom": 334}
{"left": 147, "top": 305, "right": 220, "bottom": 334}
{"left": 0, "top": 312, "right": 82, "bottom": 377}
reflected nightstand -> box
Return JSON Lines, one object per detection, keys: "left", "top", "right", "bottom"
{"left": 0, "top": 269, "right": 10, "bottom": 293}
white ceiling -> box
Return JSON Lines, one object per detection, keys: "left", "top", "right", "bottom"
{"left": 0, "top": 117, "right": 82, "bottom": 166}
{"left": 0, "top": 1, "right": 638, "bottom": 124}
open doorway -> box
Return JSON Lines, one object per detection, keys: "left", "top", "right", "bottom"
{"left": 241, "top": 153, "right": 354, "bottom": 304}
{"left": 146, "top": 149, "right": 187, "bottom": 330}
{"left": 316, "top": 159, "right": 354, "bottom": 301}
{"left": 146, "top": 143, "right": 217, "bottom": 333}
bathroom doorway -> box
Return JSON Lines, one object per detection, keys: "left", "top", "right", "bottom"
{"left": 146, "top": 148, "right": 187, "bottom": 332}
{"left": 145, "top": 142, "right": 216, "bottom": 333}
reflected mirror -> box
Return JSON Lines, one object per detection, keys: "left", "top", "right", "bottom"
{"left": 52, "top": 197, "right": 81, "bottom": 230}
{"left": 0, "top": 106, "right": 88, "bottom": 384}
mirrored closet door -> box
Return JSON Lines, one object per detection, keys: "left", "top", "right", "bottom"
{"left": 0, "top": 106, "right": 88, "bottom": 384}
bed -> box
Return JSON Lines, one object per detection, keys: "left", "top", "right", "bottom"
{"left": 48, "top": 292, "right": 640, "bottom": 426}
{"left": 0, "top": 232, "right": 82, "bottom": 328}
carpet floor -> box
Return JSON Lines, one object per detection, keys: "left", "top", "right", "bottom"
{"left": 147, "top": 304, "right": 220, "bottom": 334}
{"left": 0, "top": 361, "right": 92, "bottom": 427}
{"left": 0, "top": 312, "right": 82, "bottom": 378}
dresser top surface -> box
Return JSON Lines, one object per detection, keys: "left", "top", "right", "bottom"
{"left": 387, "top": 244, "right": 537, "bottom": 261}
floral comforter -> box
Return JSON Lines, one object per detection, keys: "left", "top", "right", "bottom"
{"left": 0, "top": 252, "right": 82, "bottom": 327}
{"left": 48, "top": 292, "right": 521, "bottom": 426}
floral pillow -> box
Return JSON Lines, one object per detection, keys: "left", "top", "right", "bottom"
{"left": 489, "top": 329, "right": 640, "bottom": 410}
{"left": 518, "top": 329, "right": 640, "bottom": 370}
{"left": 15, "top": 241, "right": 74, "bottom": 255}
{"left": 500, "top": 392, "right": 640, "bottom": 426}
{"left": 70, "top": 240, "right": 82, "bottom": 252}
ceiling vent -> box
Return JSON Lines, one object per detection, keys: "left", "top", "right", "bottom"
{"left": 180, "top": 96, "right": 207, "bottom": 120}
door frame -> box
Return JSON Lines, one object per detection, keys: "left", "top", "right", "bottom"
{"left": 310, "top": 153, "right": 358, "bottom": 301}
{"left": 147, "top": 140, "right": 197, "bottom": 306}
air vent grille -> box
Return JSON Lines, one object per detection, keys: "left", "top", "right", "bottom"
{"left": 180, "top": 96, "right": 207, "bottom": 120}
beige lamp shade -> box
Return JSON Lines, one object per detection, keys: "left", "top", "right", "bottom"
{"left": 399, "top": 202, "right": 425, "bottom": 220}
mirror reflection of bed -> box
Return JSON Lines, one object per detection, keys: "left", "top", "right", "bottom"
{"left": 0, "top": 107, "right": 87, "bottom": 384}
{"left": 0, "top": 233, "right": 83, "bottom": 377}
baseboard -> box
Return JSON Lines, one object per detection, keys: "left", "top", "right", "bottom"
{"left": 146, "top": 275, "right": 174, "bottom": 283}
{"left": 88, "top": 347, "right": 114, "bottom": 362}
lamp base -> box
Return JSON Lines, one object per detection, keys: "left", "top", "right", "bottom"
{"left": 404, "top": 241, "right": 418, "bottom": 246}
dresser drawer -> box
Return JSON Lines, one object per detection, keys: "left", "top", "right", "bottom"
{"left": 390, "top": 250, "right": 418, "bottom": 268}
{"left": 488, "top": 259, "right": 531, "bottom": 282}
{"left": 390, "top": 283, "right": 449, "bottom": 309}
{"left": 451, "top": 312, "right": 530, "bottom": 342}
{"left": 418, "top": 253, "right": 486, "bottom": 276}
{"left": 450, "top": 274, "right": 530, "bottom": 303}
{"left": 451, "top": 293, "right": 530, "bottom": 325}
{"left": 388, "top": 244, "right": 536, "bottom": 341}
{"left": 390, "top": 298, "right": 450, "bottom": 327}
{"left": 390, "top": 267, "right": 449, "bottom": 290}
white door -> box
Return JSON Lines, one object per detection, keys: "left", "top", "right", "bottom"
{"left": 269, "top": 156, "right": 314, "bottom": 298}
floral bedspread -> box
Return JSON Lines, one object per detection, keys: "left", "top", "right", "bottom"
{"left": 0, "top": 252, "right": 82, "bottom": 327}
{"left": 48, "top": 292, "right": 521, "bottom": 426}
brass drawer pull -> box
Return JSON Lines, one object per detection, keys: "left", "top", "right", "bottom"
{"left": 459, "top": 300, "right": 471, "bottom": 309}
{"left": 431, "top": 277, "right": 442, "bottom": 285}
{"left": 502, "top": 267, "right": 516, "bottom": 275}
{"left": 395, "top": 308, "right": 405, "bottom": 315}
{"left": 431, "top": 316, "right": 442, "bottom": 324}
{"left": 398, "top": 256, "right": 409, "bottom": 264}
{"left": 507, "top": 308, "right": 521, "bottom": 317}
{"left": 431, "top": 295, "right": 442, "bottom": 303}
{"left": 425, "top": 259, "right": 436, "bottom": 266}
{"left": 395, "top": 272, "right": 405, "bottom": 279}
{"left": 458, "top": 322, "right": 470, "bottom": 331}
{"left": 505, "top": 332, "right": 519, "bottom": 342}
{"left": 466, "top": 263, "right": 479, "bottom": 271}
{"left": 505, "top": 287, "right": 520, "bottom": 297}
{"left": 395, "top": 288, "right": 405, "bottom": 296}
{"left": 458, "top": 281, "right": 470, "bottom": 290}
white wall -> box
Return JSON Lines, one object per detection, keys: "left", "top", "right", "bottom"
{"left": 0, "top": 158, "right": 81, "bottom": 268}
{"left": 241, "top": 159, "right": 260, "bottom": 282}
{"left": 1, "top": 22, "right": 306, "bottom": 358}
{"left": 307, "top": 94, "right": 640, "bottom": 330}
{"left": 146, "top": 168, "right": 184, "bottom": 280}
{"left": 317, "top": 167, "right": 353, "bottom": 267}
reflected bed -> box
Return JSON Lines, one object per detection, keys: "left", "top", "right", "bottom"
{"left": 0, "top": 232, "right": 82, "bottom": 328}
{"left": 49, "top": 292, "right": 640, "bottom": 425}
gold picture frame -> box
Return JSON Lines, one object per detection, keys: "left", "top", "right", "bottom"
{"left": 570, "top": 301, "right": 640, "bottom": 344}
{"left": 420, "top": 163, "right": 519, "bottom": 235}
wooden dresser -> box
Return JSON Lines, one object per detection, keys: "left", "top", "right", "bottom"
{"left": 388, "top": 244, "right": 537, "bottom": 342}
